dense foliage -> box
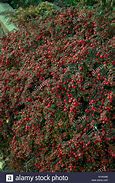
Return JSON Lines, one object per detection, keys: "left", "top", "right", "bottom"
{"left": 13, "top": 1, "right": 60, "bottom": 22}
{"left": 4, "top": 0, "right": 113, "bottom": 9}
{"left": 0, "top": 7, "right": 113, "bottom": 172}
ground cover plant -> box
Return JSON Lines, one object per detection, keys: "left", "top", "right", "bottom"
{"left": 0, "top": 7, "right": 113, "bottom": 172}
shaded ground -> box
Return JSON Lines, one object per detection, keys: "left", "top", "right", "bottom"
{"left": 0, "top": 23, "right": 5, "bottom": 37}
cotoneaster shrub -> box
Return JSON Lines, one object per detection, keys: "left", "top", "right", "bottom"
{"left": 0, "top": 7, "right": 113, "bottom": 172}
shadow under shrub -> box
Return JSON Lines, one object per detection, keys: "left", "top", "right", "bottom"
{"left": 10, "top": 0, "right": 42, "bottom": 8}
{"left": 0, "top": 7, "right": 113, "bottom": 172}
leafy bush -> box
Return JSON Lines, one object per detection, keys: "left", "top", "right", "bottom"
{"left": 12, "top": 1, "right": 60, "bottom": 22}
{"left": 8, "top": 0, "right": 114, "bottom": 10}
{"left": 53, "top": 0, "right": 113, "bottom": 11}
{"left": 0, "top": 7, "right": 113, "bottom": 172}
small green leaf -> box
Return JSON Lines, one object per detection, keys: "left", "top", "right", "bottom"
{"left": 51, "top": 104, "right": 56, "bottom": 109}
